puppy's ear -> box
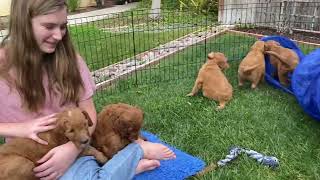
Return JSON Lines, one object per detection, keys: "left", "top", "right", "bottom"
{"left": 257, "top": 41, "right": 265, "bottom": 51}
{"left": 113, "top": 115, "right": 131, "bottom": 138}
{"left": 113, "top": 116, "right": 124, "bottom": 132}
{"left": 62, "top": 118, "right": 71, "bottom": 133}
{"left": 82, "top": 110, "right": 93, "bottom": 127}
{"left": 274, "top": 41, "right": 281, "bottom": 46}
{"left": 56, "top": 112, "right": 69, "bottom": 131}
{"left": 207, "top": 52, "right": 215, "bottom": 59}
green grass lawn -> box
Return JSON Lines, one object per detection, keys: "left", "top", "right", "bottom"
{"left": 69, "top": 10, "right": 215, "bottom": 71}
{"left": 93, "top": 34, "right": 320, "bottom": 179}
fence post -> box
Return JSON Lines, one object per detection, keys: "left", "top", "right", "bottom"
{"left": 205, "top": 10, "right": 208, "bottom": 59}
{"left": 131, "top": 10, "right": 138, "bottom": 86}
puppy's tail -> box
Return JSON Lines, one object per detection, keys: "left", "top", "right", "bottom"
{"left": 265, "top": 51, "right": 298, "bottom": 68}
{"left": 241, "top": 64, "right": 260, "bottom": 73}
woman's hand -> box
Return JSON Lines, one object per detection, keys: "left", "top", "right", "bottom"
{"left": 21, "top": 114, "right": 57, "bottom": 145}
{"left": 33, "top": 142, "right": 80, "bottom": 180}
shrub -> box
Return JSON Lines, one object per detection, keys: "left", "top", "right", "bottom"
{"left": 138, "top": 0, "right": 218, "bottom": 15}
{"left": 67, "top": 0, "right": 80, "bottom": 12}
{"left": 179, "top": 0, "right": 218, "bottom": 15}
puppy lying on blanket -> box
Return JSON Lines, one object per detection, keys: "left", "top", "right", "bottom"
{"left": 238, "top": 40, "right": 265, "bottom": 89}
{"left": 264, "top": 40, "right": 300, "bottom": 86}
{"left": 0, "top": 108, "right": 107, "bottom": 180}
{"left": 92, "top": 103, "right": 144, "bottom": 160}
{"left": 187, "top": 52, "right": 233, "bottom": 110}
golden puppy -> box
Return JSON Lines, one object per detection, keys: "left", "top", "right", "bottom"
{"left": 187, "top": 52, "right": 233, "bottom": 110}
{"left": 92, "top": 103, "right": 144, "bottom": 160}
{"left": 264, "top": 40, "right": 280, "bottom": 74}
{"left": 264, "top": 40, "right": 300, "bottom": 85}
{"left": 0, "top": 108, "right": 107, "bottom": 180}
{"left": 238, "top": 40, "right": 265, "bottom": 89}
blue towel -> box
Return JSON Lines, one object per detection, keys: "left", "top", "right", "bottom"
{"left": 134, "top": 131, "right": 206, "bottom": 180}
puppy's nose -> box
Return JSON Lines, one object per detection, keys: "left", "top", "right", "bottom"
{"left": 81, "top": 139, "right": 89, "bottom": 144}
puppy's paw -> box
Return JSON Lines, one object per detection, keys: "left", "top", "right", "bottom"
{"left": 186, "top": 93, "right": 194, "bottom": 97}
{"left": 265, "top": 51, "right": 273, "bottom": 54}
{"left": 280, "top": 81, "right": 289, "bottom": 86}
{"left": 251, "top": 84, "right": 257, "bottom": 89}
{"left": 215, "top": 105, "right": 224, "bottom": 110}
{"left": 96, "top": 152, "right": 109, "bottom": 165}
{"left": 82, "top": 146, "right": 109, "bottom": 165}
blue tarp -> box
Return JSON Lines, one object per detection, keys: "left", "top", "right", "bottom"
{"left": 292, "top": 48, "right": 320, "bottom": 121}
{"left": 260, "top": 35, "right": 320, "bottom": 121}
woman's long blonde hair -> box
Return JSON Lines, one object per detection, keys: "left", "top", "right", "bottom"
{"left": 0, "top": 0, "right": 84, "bottom": 112}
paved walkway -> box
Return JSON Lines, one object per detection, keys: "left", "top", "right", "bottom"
{"left": 68, "top": 2, "right": 139, "bottom": 25}
{"left": 0, "top": 2, "right": 139, "bottom": 40}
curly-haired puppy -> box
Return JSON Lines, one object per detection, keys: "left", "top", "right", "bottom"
{"left": 187, "top": 52, "right": 233, "bottom": 110}
{"left": 265, "top": 40, "right": 300, "bottom": 85}
{"left": 0, "top": 108, "right": 106, "bottom": 180}
{"left": 92, "top": 103, "right": 144, "bottom": 160}
{"left": 238, "top": 40, "right": 265, "bottom": 89}
{"left": 264, "top": 40, "right": 280, "bottom": 75}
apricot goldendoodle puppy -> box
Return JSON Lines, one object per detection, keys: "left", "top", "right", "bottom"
{"left": 238, "top": 40, "right": 265, "bottom": 89}
{"left": 264, "top": 40, "right": 300, "bottom": 86}
{"left": 0, "top": 108, "right": 106, "bottom": 180}
{"left": 92, "top": 103, "right": 144, "bottom": 160}
{"left": 187, "top": 52, "right": 233, "bottom": 110}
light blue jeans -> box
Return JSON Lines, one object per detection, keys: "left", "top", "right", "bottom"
{"left": 60, "top": 143, "right": 143, "bottom": 180}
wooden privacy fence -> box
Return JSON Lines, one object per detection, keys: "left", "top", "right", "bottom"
{"left": 219, "top": 0, "right": 320, "bottom": 31}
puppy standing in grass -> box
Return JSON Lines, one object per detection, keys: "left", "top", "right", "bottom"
{"left": 238, "top": 40, "right": 265, "bottom": 89}
{"left": 187, "top": 52, "right": 233, "bottom": 110}
{"left": 264, "top": 40, "right": 300, "bottom": 86}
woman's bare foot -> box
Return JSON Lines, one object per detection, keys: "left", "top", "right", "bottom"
{"left": 136, "top": 139, "right": 176, "bottom": 160}
{"left": 135, "top": 159, "right": 160, "bottom": 174}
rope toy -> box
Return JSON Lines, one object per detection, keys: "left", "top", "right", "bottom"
{"left": 217, "top": 146, "right": 279, "bottom": 169}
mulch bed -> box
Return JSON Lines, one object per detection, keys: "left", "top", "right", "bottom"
{"left": 235, "top": 26, "right": 320, "bottom": 44}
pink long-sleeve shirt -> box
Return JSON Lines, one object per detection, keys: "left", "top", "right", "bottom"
{"left": 0, "top": 56, "right": 96, "bottom": 123}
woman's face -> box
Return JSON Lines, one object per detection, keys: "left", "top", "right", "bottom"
{"left": 31, "top": 6, "right": 68, "bottom": 54}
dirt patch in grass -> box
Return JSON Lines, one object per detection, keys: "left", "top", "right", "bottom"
{"left": 235, "top": 26, "right": 320, "bottom": 44}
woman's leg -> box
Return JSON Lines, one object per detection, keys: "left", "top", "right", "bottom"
{"left": 60, "top": 141, "right": 175, "bottom": 180}
{"left": 60, "top": 143, "right": 143, "bottom": 180}
{"left": 98, "top": 143, "right": 143, "bottom": 179}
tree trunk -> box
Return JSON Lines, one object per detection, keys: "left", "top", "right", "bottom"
{"left": 96, "top": 0, "right": 103, "bottom": 8}
{"left": 149, "top": 0, "right": 161, "bottom": 19}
